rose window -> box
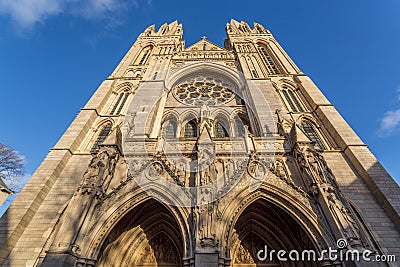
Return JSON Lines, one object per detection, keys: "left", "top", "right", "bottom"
{"left": 172, "top": 77, "right": 236, "bottom": 106}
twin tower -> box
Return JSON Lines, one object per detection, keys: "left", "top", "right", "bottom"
{"left": 1, "top": 20, "right": 399, "bottom": 266}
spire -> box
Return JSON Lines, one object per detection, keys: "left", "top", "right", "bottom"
{"left": 253, "top": 22, "right": 270, "bottom": 34}
{"left": 226, "top": 19, "right": 271, "bottom": 35}
{"left": 230, "top": 19, "right": 240, "bottom": 26}
{"left": 141, "top": 24, "right": 155, "bottom": 37}
{"left": 153, "top": 21, "right": 183, "bottom": 36}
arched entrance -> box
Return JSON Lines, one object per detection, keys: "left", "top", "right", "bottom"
{"left": 97, "top": 199, "right": 184, "bottom": 267}
{"left": 231, "top": 199, "right": 320, "bottom": 267}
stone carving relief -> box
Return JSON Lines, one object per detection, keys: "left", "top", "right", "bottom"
{"left": 234, "top": 234, "right": 267, "bottom": 264}
{"left": 137, "top": 245, "right": 156, "bottom": 264}
{"left": 106, "top": 158, "right": 129, "bottom": 195}
{"left": 80, "top": 147, "right": 120, "bottom": 197}
{"left": 276, "top": 109, "right": 293, "bottom": 137}
{"left": 196, "top": 188, "right": 221, "bottom": 249}
{"left": 270, "top": 158, "right": 288, "bottom": 180}
{"left": 325, "top": 185, "right": 362, "bottom": 247}
{"left": 143, "top": 234, "right": 180, "bottom": 264}
{"left": 48, "top": 144, "right": 122, "bottom": 254}
{"left": 294, "top": 143, "right": 364, "bottom": 249}
{"left": 175, "top": 160, "right": 188, "bottom": 186}
{"left": 198, "top": 150, "right": 218, "bottom": 186}
{"left": 295, "top": 145, "right": 335, "bottom": 188}
{"left": 126, "top": 112, "right": 137, "bottom": 138}
{"left": 247, "top": 160, "right": 267, "bottom": 181}
{"left": 224, "top": 160, "right": 235, "bottom": 180}
{"left": 145, "top": 161, "right": 164, "bottom": 181}
{"left": 235, "top": 243, "right": 254, "bottom": 264}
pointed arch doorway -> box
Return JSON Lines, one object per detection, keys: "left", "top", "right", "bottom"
{"left": 97, "top": 199, "right": 184, "bottom": 267}
{"left": 230, "top": 199, "right": 320, "bottom": 267}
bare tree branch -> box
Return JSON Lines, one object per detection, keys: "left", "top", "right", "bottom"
{"left": 0, "top": 143, "right": 24, "bottom": 190}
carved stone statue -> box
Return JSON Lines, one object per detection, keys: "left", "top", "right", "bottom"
{"left": 198, "top": 148, "right": 218, "bottom": 185}
{"left": 127, "top": 112, "right": 137, "bottom": 138}
{"left": 80, "top": 149, "right": 116, "bottom": 196}
{"left": 196, "top": 188, "right": 220, "bottom": 249}
{"left": 296, "top": 145, "right": 332, "bottom": 189}
{"left": 235, "top": 244, "right": 254, "bottom": 264}
{"left": 301, "top": 145, "right": 338, "bottom": 186}
{"left": 325, "top": 186, "right": 361, "bottom": 246}
{"left": 199, "top": 105, "right": 213, "bottom": 136}
{"left": 176, "top": 161, "right": 187, "bottom": 186}
{"left": 225, "top": 160, "right": 235, "bottom": 181}
{"left": 209, "top": 160, "right": 218, "bottom": 182}
{"left": 50, "top": 146, "right": 120, "bottom": 252}
{"left": 294, "top": 143, "right": 364, "bottom": 248}
{"left": 273, "top": 159, "right": 284, "bottom": 177}
{"left": 81, "top": 159, "right": 102, "bottom": 194}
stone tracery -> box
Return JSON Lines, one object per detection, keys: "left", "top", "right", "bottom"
{"left": 172, "top": 76, "right": 237, "bottom": 106}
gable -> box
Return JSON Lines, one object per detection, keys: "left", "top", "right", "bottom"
{"left": 185, "top": 37, "right": 227, "bottom": 52}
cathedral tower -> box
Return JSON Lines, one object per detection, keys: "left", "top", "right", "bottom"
{"left": 0, "top": 20, "right": 399, "bottom": 267}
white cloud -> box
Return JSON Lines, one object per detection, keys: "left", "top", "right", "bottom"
{"left": 380, "top": 109, "right": 400, "bottom": 135}
{"left": 378, "top": 86, "right": 400, "bottom": 136}
{"left": 0, "top": 0, "right": 64, "bottom": 28}
{"left": 69, "top": 0, "right": 128, "bottom": 18}
{"left": 0, "top": 0, "right": 138, "bottom": 30}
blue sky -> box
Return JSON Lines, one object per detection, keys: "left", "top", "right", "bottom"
{"left": 0, "top": 0, "right": 399, "bottom": 194}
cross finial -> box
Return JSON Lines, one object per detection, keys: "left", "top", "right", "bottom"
{"left": 201, "top": 36, "right": 207, "bottom": 40}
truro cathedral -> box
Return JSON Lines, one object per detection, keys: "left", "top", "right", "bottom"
{"left": 1, "top": 20, "right": 399, "bottom": 267}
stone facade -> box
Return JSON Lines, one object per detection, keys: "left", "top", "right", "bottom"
{"left": 0, "top": 20, "right": 399, "bottom": 267}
